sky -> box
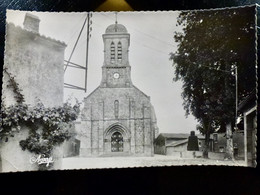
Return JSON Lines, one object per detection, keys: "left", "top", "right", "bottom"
{"left": 6, "top": 10, "right": 199, "bottom": 134}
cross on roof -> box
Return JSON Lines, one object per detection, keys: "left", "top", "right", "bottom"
{"left": 115, "top": 12, "right": 118, "bottom": 24}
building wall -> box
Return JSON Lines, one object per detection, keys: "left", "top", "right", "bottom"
{"left": 154, "top": 135, "right": 166, "bottom": 155}
{"left": 233, "top": 132, "right": 245, "bottom": 158}
{"left": 76, "top": 86, "right": 156, "bottom": 157}
{"left": 1, "top": 18, "right": 66, "bottom": 172}
{"left": 2, "top": 23, "right": 66, "bottom": 107}
{"left": 166, "top": 143, "right": 188, "bottom": 153}
{"left": 0, "top": 128, "right": 39, "bottom": 172}
{"left": 198, "top": 139, "right": 214, "bottom": 152}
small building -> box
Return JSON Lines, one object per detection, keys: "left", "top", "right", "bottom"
{"left": 212, "top": 133, "right": 226, "bottom": 153}
{"left": 154, "top": 133, "right": 214, "bottom": 156}
{"left": 211, "top": 132, "right": 244, "bottom": 158}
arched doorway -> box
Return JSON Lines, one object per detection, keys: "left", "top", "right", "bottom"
{"left": 104, "top": 123, "right": 131, "bottom": 155}
{"left": 111, "top": 132, "right": 123, "bottom": 152}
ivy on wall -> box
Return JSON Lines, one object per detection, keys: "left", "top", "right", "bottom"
{"left": 0, "top": 67, "right": 80, "bottom": 169}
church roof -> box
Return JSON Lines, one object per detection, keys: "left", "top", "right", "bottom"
{"left": 105, "top": 23, "right": 128, "bottom": 34}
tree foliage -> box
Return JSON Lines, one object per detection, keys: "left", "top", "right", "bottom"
{"left": 171, "top": 6, "right": 256, "bottom": 155}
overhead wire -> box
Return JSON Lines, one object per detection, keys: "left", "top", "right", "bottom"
{"left": 64, "top": 13, "right": 88, "bottom": 46}
{"left": 75, "top": 21, "right": 104, "bottom": 49}
{"left": 99, "top": 13, "right": 175, "bottom": 47}
{"left": 76, "top": 20, "right": 170, "bottom": 56}
{"left": 64, "top": 12, "right": 173, "bottom": 91}
{"left": 98, "top": 13, "right": 172, "bottom": 56}
{"left": 65, "top": 12, "right": 173, "bottom": 71}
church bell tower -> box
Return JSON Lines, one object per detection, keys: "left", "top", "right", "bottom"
{"left": 100, "top": 21, "right": 132, "bottom": 88}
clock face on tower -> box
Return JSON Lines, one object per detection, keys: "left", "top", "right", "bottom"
{"left": 113, "top": 72, "right": 120, "bottom": 79}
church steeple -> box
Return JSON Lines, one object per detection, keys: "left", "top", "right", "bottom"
{"left": 100, "top": 20, "right": 132, "bottom": 88}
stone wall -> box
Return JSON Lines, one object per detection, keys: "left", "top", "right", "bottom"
{"left": 167, "top": 143, "right": 188, "bottom": 153}
{"left": 160, "top": 150, "right": 225, "bottom": 160}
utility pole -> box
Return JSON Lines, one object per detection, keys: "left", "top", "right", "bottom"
{"left": 64, "top": 13, "right": 92, "bottom": 91}
{"left": 231, "top": 64, "right": 238, "bottom": 131}
{"left": 235, "top": 65, "right": 238, "bottom": 131}
{"left": 85, "top": 12, "right": 92, "bottom": 93}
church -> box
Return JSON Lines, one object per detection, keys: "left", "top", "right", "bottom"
{"left": 75, "top": 21, "right": 159, "bottom": 157}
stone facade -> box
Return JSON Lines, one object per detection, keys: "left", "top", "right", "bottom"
{"left": 76, "top": 22, "right": 159, "bottom": 157}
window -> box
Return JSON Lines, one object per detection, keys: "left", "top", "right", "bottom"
{"left": 111, "top": 42, "right": 115, "bottom": 61}
{"left": 219, "top": 146, "right": 224, "bottom": 153}
{"left": 117, "top": 42, "right": 122, "bottom": 60}
{"left": 114, "top": 100, "right": 119, "bottom": 118}
{"left": 213, "top": 133, "right": 218, "bottom": 143}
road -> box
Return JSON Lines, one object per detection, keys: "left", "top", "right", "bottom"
{"left": 61, "top": 155, "right": 247, "bottom": 170}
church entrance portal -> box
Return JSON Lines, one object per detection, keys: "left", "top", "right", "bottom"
{"left": 111, "top": 132, "right": 123, "bottom": 152}
{"left": 104, "top": 123, "right": 130, "bottom": 155}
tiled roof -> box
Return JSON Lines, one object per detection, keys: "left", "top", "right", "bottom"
{"left": 238, "top": 90, "right": 256, "bottom": 111}
{"left": 166, "top": 139, "right": 188, "bottom": 147}
{"left": 161, "top": 133, "right": 189, "bottom": 139}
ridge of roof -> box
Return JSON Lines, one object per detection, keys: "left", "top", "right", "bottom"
{"left": 8, "top": 22, "right": 67, "bottom": 47}
{"left": 161, "top": 133, "right": 189, "bottom": 138}
{"left": 166, "top": 139, "right": 188, "bottom": 147}
{"left": 160, "top": 133, "right": 206, "bottom": 139}
{"left": 132, "top": 85, "right": 150, "bottom": 99}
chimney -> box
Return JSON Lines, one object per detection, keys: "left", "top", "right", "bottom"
{"left": 23, "top": 13, "right": 40, "bottom": 33}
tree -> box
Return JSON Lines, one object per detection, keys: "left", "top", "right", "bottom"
{"left": 170, "top": 6, "right": 256, "bottom": 158}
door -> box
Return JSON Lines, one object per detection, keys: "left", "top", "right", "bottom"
{"left": 111, "top": 132, "right": 123, "bottom": 152}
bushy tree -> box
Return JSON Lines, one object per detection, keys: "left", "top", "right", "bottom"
{"left": 170, "top": 6, "right": 256, "bottom": 157}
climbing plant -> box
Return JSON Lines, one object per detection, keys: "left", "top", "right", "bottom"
{"left": 1, "top": 67, "right": 80, "bottom": 169}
